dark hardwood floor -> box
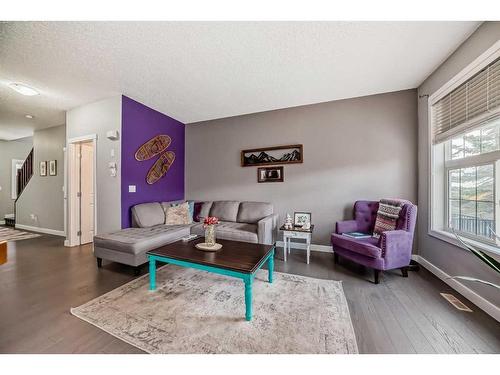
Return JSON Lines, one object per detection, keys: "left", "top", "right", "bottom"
{"left": 0, "top": 233, "right": 499, "bottom": 353}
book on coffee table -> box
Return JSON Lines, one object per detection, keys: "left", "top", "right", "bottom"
{"left": 343, "top": 232, "right": 372, "bottom": 239}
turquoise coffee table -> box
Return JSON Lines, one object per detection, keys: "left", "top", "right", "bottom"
{"left": 146, "top": 238, "right": 275, "bottom": 321}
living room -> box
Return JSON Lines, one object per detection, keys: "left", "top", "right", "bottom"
{"left": 1, "top": 1, "right": 499, "bottom": 373}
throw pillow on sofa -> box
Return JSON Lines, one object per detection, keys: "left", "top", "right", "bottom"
{"left": 165, "top": 202, "right": 191, "bottom": 225}
{"left": 171, "top": 201, "right": 195, "bottom": 221}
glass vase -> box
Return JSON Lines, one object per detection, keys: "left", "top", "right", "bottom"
{"left": 205, "top": 224, "right": 216, "bottom": 246}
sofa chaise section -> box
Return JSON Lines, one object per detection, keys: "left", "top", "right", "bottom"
{"left": 94, "top": 224, "right": 190, "bottom": 267}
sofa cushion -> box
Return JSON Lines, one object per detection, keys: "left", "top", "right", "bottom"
{"left": 331, "top": 233, "right": 382, "bottom": 258}
{"left": 237, "top": 201, "right": 273, "bottom": 224}
{"left": 94, "top": 225, "right": 190, "bottom": 254}
{"left": 209, "top": 201, "right": 240, "bottom": 222}
{"left": 164, "top": 202, "right": 192, "bottom": 225}
{"left": 131, "top": 202, "right": 165, "bottom": 228}
{"left": 190, "top": 221, "right": 258, "bottom": 243}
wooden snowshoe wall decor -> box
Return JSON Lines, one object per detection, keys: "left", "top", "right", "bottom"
{"left": 135, "top": 135, "right": 175, "bottom": 184}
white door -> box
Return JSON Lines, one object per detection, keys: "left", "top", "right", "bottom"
{"left": 79, "top": 142, "right": 94, "bottom": 244}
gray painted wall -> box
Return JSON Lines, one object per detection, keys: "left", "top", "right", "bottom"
{"left": 16, "top": 125, "right": 65, "bottom": 232}
{"left": 417, "top": 22, "right": 500, "bottom": 306}
{"left": 0, "top": 137, "right": 33, "bottom": 222}
{"left": 66, "top": 96, "right": 122, "bottom": 234}
{"left": 186, "top": 89, "right": 418, "bottom": 245}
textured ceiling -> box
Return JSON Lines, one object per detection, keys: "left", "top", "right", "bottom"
{"left": 0, "top": 21, "right": 481, "bottom": 140}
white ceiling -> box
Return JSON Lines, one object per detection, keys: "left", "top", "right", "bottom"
{"left": 0, "top": 21, "right": 481, "bottom": 140}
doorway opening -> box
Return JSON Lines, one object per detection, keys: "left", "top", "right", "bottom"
{"left": 67, "top": 136, "right": 96, "bottom": 247}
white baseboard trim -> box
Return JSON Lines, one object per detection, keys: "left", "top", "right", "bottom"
{"left": 275, "top": 240, "right": 332, "bottom": 253}
{"left": 64, "top": 239, "right": 70, "bottom": 247}
{"left": 15, "top": 224, "right": 65, "bottom": 237}
{"left": 412, "top": 254, "right": 500, "bottom": 322}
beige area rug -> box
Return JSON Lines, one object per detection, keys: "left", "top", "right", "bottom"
{"left": 0, "top": 227, "right": 41, "bottom": 242}
{"left": 71, "top": 265, "right": 358, "bottom": 354}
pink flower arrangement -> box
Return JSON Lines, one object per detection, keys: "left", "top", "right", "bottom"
{"left": 203, "top": 216, "right": 219, "bottom": 227}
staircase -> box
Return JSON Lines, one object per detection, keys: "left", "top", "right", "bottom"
{"left": 17, "top": 148, "right": 34, "bottom": 197}
{"left": 8, "top": 148, "right": 34, "bottom": 227}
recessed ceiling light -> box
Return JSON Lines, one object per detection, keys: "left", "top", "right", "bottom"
{"left": 25, "top": 114, "right": 34, "bottom": 119}
{"left": 8, "top": 83, "right": 39, "bottom": 96}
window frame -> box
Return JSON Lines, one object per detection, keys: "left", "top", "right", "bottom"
{"left": 428, "top": 40, "right": 500, "bottom": 256}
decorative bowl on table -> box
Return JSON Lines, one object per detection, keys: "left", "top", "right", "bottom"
{"left": 195, "top": 242, "right": 223, "bottom": 252}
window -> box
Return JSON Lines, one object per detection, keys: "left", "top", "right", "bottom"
{"left": 447, "top": 163, "right": 495, "bottom": 240}
{"left": 430, "top": 45, "right": 500, "bottom": 251}
{"left": 445, "top": 122, "right": 500, "bottom": 241}
{"left": 450, "top": 123, "right": 500, "bottom": 159}
{"left": 440, "top": 121, "right": 500, "bottom": 244}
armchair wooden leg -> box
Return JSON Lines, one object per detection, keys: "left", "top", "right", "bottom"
{"left": 408, "top": 259, "right": 420, "bottom": 272}
{"left": 374, "top": 269, "right": 380, "bottom": 284}
{"left": 96, "top": 257, "right": 102, "bottom": 268}
{"left": 401, "top": 266, "right": 409, "bottom": 277}
{"left": 334, "top": 252, "right": 339, "bottom": 264}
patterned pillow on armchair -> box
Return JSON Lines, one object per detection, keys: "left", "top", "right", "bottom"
{"left": 373, "top": 199, "right": 405, "bottom": 238}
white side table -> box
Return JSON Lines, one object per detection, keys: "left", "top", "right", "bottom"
{"left": 279, "top": 225, "right": 314, "bottom": 264}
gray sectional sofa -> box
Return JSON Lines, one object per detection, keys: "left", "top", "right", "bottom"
{"left": 93, "top": 200, "right": 278, "bottom": 272}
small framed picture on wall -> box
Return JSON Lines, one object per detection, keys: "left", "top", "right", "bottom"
{"left": 49, "top": 160, "right": 57, "bottom": 176}
{"left": 257, "top": 166, "right": 284, "bottom": 183}
{"left": 40, "top": 161, "right": 47, "bottom": 176}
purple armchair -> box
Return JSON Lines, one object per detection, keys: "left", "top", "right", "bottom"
{"left": 331, "top": 200, "right": 417, "bottom": 284}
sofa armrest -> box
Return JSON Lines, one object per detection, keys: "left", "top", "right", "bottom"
{"left": 335, "top": 220, "right": 359, "bottom": 234}
{"left": 257, "top": 213, "right": 278, "bottom": 245}
{"left": 380, "top": 230, "right": 413, "bottom": 268}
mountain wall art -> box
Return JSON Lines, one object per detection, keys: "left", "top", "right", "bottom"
{"left": 241, "top": 144, "right": 303, "bottom": 167}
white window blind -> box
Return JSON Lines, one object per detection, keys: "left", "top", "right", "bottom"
{"left": 433, "top": 57, "right": 500, "bottom": 144}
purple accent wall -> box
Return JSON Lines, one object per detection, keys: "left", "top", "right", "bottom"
{"left": 121, "top": 96, "right": 185, "bottom": 228}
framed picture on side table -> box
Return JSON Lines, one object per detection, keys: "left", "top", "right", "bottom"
{"left": 294, "top": 212, "right": 311, "bottom": 227}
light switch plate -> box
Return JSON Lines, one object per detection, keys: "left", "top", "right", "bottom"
{"left": 128, "top": 185, "right": 136, "bottom": 193}
{"left": 108, "top": 161, "right": 117, "bottom": 177}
